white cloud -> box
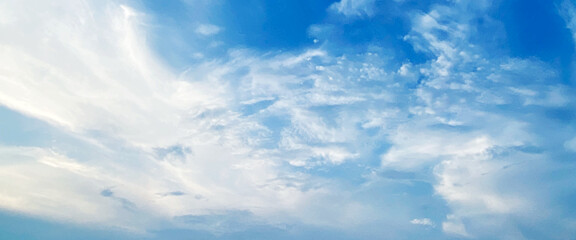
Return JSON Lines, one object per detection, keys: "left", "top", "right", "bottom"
{"left": 195, "top": 23, "right": 221, "bottom": 36}
{"left": 382, "top": 0, "right": 576, "bottom": 238}
{"left": 434, "top": 151, "right": 534, "bottom": 215}
{"left": 410, "top": 218, "right": 434, "bottom": 226}
{"left": 0, "top": 0, "right": 188, "bottom": 148}
{"left": 381, "top": 127, "right": 493, "bottom": 170}
{"left": 329, "top": 0, "right": 376, "bottom": 18}
{"left": 0, "top": 0, "right": 397, "bottom": 233}
{"left": 1, "top": 0, "right": 576, "bottom": 238}
{"left": 0, "top": 146, "right": 130, "bottom": 227}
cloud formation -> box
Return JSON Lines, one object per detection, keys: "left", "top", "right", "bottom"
{"left": 0, "top": 0, "right": 575, "bottom": 239}
{"left": 0, "top": 0, "right": 378, "bottom": 233}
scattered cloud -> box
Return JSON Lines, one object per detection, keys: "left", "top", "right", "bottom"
{"left": 0, "top": 0, "right": 390, "bottom": 232}
{"left": 1, "top": 0, "right": 576, "bottom": 239}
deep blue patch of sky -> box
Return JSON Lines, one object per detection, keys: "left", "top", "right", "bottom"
{"left": 218, "top": 0, "right": 338, "bottom": 50}
{"left": 494, "top": 0, "right": 575, "bottom": 83}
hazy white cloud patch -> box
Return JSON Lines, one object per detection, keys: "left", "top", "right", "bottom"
{"left": 410, "top": 218, "right": 434, "bottom": 227}
{"left": 195, "top": 23, "right": 221, "bottom": 36}
{"left": 565, "top": 136, "right": 576, "bottom": 152}
{"left": 442, "top": 215, "right": 470, "bottom": 237}
{"left": 329, "top": 0, "right": 376, "bottom": 18}
{"left": 558, "top": 0, "right": 576, "bottom": 45}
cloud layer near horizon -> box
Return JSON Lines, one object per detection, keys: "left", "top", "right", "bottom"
{"left": 1, "top": 0, "right": 576, "bottom": 239}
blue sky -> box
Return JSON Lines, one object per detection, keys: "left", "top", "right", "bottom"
{"left": 1, "top": 0, "right": 576, "bottom": 239}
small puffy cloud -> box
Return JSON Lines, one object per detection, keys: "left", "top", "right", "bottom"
{"left": 195, "top": 23, "right": 221, "bottom": 36}
{"left": 410, "top": 218, "right": 434, "bottom": 227}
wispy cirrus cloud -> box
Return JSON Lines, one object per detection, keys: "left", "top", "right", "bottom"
{"left": 0, "top": 0, "right": 386, "bottom": 233}
{"left": 1, "top": 0, "right": 576, "bottom": 239}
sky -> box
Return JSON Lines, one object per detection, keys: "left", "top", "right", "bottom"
{"left": 0, "top": 0, "right": 576, "bottom": 239}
